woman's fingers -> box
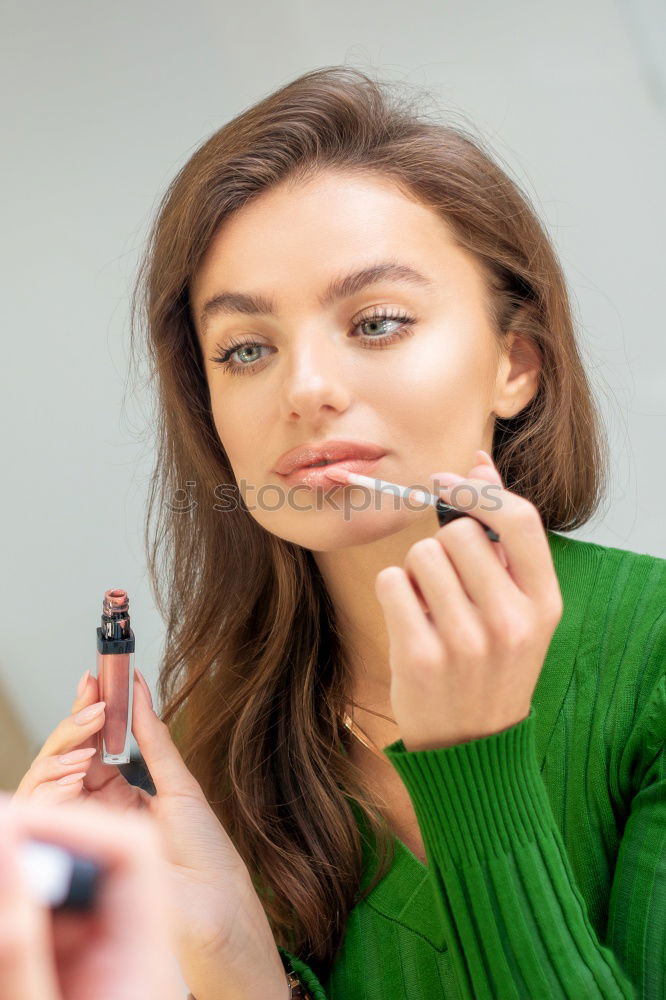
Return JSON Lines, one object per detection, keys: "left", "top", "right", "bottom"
{"left": 128, "top": 670, "right": 204, "bottom": 800}
{"left": 38, "top": 669, "right": 135, "bottom": 808}
{"left": 14, "top": 709, "right": 107, "bottom": 802}
{"left": 433, "top": 518, "right": 521, "bottom": 623}
{"left": 430, "top": 470, "right": 556, "bottom": 605}
{"left": 19, "top": 750, "right": 97, "bottom": 806}
{"left": 14, "top": 672, "right": 148, "bottom": 814}
{"left": 31, "top": 674, "right": 105, "bottom": 764}
{"left": 19, "top": 749, "right": 95, "bottom": 787}
{"left": 375, "top": 565, "right": 442, "bottom": 668}
{"left": 404, "top": 534, "right": 487, "bottom": 639}
{"left": 15, "top": 666, "right": 192, "bottom": 818}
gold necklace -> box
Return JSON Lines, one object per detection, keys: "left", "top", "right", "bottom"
{"left": 342, "top": 703, "right": 396, "bottom": 764}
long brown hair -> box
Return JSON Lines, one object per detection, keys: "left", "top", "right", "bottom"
{"left": 128, "top": 65, "right": 610, "bottom": 973}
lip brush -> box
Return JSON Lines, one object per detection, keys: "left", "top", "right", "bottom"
{"left": 325, "top": 467, "right": 501, "bottom": 543}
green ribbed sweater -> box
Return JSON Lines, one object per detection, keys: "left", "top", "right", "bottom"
{"left": 278, "top": 530, "right": 666, "bottom": 999}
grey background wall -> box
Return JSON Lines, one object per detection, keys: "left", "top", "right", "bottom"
{"left": 2, "top": 3, "right": 664, "bottom": 777}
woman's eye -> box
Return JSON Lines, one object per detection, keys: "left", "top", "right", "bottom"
{"left": 208, "top": 340, "right": 269, "bottom": 374}
{"left": 208, "top": 306, "right": 417, "bottom": 376}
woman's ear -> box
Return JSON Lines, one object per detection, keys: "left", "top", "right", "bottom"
{"left": 492, "top": 327, "right": 542, "bottom": 419}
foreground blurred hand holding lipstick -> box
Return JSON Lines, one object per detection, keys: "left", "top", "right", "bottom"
{"left": 12, "top": 656, "right": 294, "bottom": 999}
{"left": 0, "top": 792, "right": 182, "bottom": 1000}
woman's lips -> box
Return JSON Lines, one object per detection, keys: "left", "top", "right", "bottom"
{"left": 277, "top": 456, "right": 383, "bottom": 488}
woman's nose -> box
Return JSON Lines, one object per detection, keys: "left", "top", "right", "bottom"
{"left": 279, "top": 338, "right": 351, "bottom": 421}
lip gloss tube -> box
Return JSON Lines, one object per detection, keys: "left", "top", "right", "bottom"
{"left": 96, "top": 589, "right": 135, "bottom": 765}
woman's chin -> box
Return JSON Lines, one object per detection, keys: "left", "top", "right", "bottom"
{"left": 261, "top": 505, "right": 418, "bottom": 551}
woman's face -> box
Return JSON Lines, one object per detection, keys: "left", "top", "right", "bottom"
{"left": 190, "top": 170, "right": 526, "bottom": 552}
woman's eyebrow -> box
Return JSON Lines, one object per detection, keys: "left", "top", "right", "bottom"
{"left": 198, "top": 260, "right": 434, "bottom": 335}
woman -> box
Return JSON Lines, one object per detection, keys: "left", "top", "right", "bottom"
{"left": 16, "top": 66, "right": 665, "bottom": 998}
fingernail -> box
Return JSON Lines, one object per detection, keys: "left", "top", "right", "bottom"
{"left": 76, "top": 670, "right": 90, "bottom": 697}
{"left": 475, "top": 449, "right": 503, "bottom": 485}
{"left": 74, "top": 701, "right": 106, "bottom": 725}
{"left": 476, "top": 449, "right": 496, "bottom": 468}
{"left": 57, "top": 771, "right": 87, "bottom": 785}
{"left": 58, "top": 748, "right": 96, "bottom": 764}
{"left": 431, "top": 472, "right": 465, "bottom": 487}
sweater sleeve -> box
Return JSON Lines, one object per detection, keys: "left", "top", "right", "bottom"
{"left": 382, "top": 683, "right": 666, "bottom": 1000}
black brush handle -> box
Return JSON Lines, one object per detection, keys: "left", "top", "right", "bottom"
{"left": 436, "top": 499, "right": 501, "bottom": 543}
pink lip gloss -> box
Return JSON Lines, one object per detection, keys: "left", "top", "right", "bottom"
{"left": 95, "top": 589, "right": 135, "bottom": 765}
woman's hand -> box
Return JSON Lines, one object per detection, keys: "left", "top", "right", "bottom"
{"left": 375, "top": 449, "right": 564, "bottom": 752}
{"left": 0, "top": 790, "right": 181, "bottom": 1000}
{"left": 13, "top": 672, "right": 290, "bottom": 1000}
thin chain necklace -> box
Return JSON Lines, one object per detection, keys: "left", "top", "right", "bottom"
{"left": 342, "top": 702, "right": 397, "bottom": 764}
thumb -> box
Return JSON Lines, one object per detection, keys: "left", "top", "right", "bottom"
{"left": 131, "top": 669, "right": 202, "bottom": 801}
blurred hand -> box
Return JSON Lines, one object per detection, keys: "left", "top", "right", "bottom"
{"left": 12, "top": 670, "right": 290, "bottom": 1000}
{"left": 0, "top": 791, "right": 182, "bottom": 1000}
